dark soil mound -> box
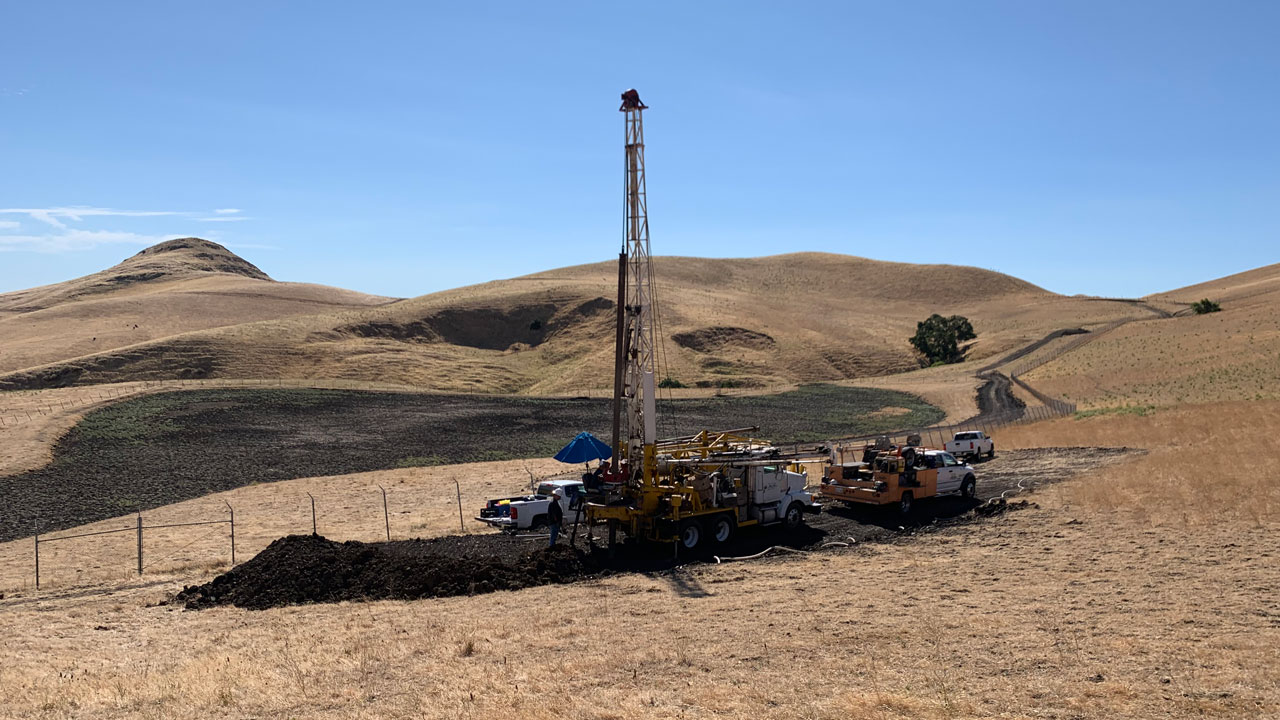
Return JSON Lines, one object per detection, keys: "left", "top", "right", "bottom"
{"left": 176, "top": 534, "right": 600, "bottom": 610}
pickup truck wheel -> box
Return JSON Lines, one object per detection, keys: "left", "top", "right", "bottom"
{"left": 710, "top": 515, "right": 735, "bottom": 544}
{"left": 899, "top": 491, "right": 914, "bottom": 515}
{"left": 960, "top": 476, "right": 976, "bottom": 499}
{"left": 530, "top": 516, "right": 547, "bottom": 532}
{"left": 678, "top": 520, "right": 702, "bottom": 550}
{"left": 784, "top": 502, "right": 804, "bottom": 530}
{"left": 987, "top": 447, "right": 995, "bottom": 459}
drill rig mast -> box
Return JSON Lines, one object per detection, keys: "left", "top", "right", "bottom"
{"left": 612, "top": 88, "right": 658, "bottom": 481}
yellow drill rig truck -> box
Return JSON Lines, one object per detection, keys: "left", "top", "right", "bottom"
{"left": 585, "top": 90, "right": 826, "bottom": 551}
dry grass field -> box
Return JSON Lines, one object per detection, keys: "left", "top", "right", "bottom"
{"left": 0, "top": 399, "right": 1276, "bottom": 718}
{"left": 1, "top": 401, "right": 1276, "bottom": 719}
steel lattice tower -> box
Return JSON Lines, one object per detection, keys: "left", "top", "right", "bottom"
{"left": 618, "top": 90, "right": 657, "bottom": 469}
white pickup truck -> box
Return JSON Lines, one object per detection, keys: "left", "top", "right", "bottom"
{"left": 476, "top": 478, "right": 585, "bottom": 532}
{"left": 945, "top": 430, "right": 994, "bottom": 460}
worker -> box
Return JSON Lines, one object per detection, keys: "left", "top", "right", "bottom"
{"left": 586, "top": 460, "right": 610, "bottom": 490}
{"left": 547, "top": 488, "right": 565, "bottom": 547}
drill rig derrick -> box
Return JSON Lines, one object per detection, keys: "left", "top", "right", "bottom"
{"left": 588, "top": 90, "right": 825, "bottom": 552}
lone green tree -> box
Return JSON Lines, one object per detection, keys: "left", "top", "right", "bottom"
{"left": 1191, "top": 298, "right": 1221, "bottom": 314}
{"left": 910, "top": 314, "right": 976, "bottom": 365}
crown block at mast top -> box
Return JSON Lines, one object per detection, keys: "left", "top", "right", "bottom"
{"left": 619, "top": 89, "right": 648, "bottom": 112}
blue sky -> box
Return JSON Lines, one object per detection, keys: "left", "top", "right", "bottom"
{"left": 1, "top": 1, "right": 1276, "bottom": 298}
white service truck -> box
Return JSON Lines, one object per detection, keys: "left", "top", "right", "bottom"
{"left": 476, "top": 478, "right": 585, "bottom": 532}
{"left": 945, "top": 430, "right": 994, "bottom": 460}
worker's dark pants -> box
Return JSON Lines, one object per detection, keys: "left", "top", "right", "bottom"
{"left": 549, "top": 523, "right": 561, "bottom": 547}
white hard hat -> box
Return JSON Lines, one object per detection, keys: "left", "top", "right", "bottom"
{"left": 552, "top": 488, "right": 564, "bottom": 498}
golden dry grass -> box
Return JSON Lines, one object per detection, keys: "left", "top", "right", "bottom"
{"left": 0, "top": 402, "right": 1275, "bottom": 719}
{"left": 1, "top": 447, "right": 1275, "bottom": 719}
{"left": 0, "top": 239, "right": 390, "bottom": 375}
{"left": 1026, "top": 274, "right": 1280, "bottom": 409}
{"left": 1001, "top": 398, "right": 1280, "bottom": 526}
{"left": 1, "top": 246, "right": 1161, "bottom": 395}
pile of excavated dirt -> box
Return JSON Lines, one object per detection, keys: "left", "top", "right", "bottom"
{"left": 176, "top": 534, "right": 601, "bottom": 610}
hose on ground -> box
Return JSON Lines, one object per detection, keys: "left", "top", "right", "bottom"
{"left": 712, "top": 545, "right": 810, "bottom": 564}
{"left": 999, "top": 476, "right": 1031, "bottom": 500}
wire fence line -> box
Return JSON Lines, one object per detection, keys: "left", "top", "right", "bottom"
{"left": 15, "top": 473, "right": 564, "bottom": 592}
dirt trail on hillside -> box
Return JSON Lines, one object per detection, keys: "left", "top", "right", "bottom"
{"left": 175, "top": 446, "right": 1139, "bottom": 609}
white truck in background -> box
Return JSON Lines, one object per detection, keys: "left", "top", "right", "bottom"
{"left": 475, "top": 478, "right": 585, "bottom": 532}
{"left": 945, "top": 430, "right": 994, "bottom": 460}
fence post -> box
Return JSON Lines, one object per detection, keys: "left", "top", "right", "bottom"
{"left": 455, "top": 479, "right": 465, "bottom": 534}
{"left": 225, "top": 501, "right": 236, "bottom": 565}
{"left": 34, "top": 524, "right": 40, "bottom": 589}
{"left": 307, "top": 493, "right": 317, "bottom": 535}
{"left": 380, "top": 485, "right": 390, "bottom": 541}
{"left": 136, "top": 514, "right": 143, "bottom": 576}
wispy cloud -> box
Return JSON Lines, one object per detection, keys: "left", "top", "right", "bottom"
{"left": 0, "top": 206, "right": 253, "bottom": 252}
{"left": 0, "top": 230, "right": 187, "bottom": 253}
{"left": 0, "top": 206, "right": 183, "bottom": 230}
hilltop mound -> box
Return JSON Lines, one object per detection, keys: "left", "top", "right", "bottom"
{"left": 0, "top": 238, "right": 270, "bottom": 313}
{"left": 124, "top": 237, "right": 271, "bottom": 281}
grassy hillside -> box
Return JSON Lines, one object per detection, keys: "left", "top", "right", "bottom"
{"left": 1027, "top": 263, "right": 1280, "bottom": 409}
{"left": 0, "top": 239, "right": 392, "bottom": 376}
{"left": 0, "top": 244, "right": 1161, "bottom": 393}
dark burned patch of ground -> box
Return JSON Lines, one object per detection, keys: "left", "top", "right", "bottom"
{"left": 0, "top": 385, "right": 941, "bottom": 542}
{"left": 176, "top": 446, "right": 1140, "bottom": 610}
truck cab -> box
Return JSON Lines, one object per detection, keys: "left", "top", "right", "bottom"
{"left": 945, "top": 430, "right": 994, "bottom": 460}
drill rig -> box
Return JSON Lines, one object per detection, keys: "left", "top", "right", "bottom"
{"left": 586, "top": 90, "right": 827, "bottom": 551}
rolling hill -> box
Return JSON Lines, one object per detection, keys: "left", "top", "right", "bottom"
{"left": 0, "top": 239, "right": 393, "bottom": 376}
{"left": 0, "top": 240, "right": 1241, "bottom": 394}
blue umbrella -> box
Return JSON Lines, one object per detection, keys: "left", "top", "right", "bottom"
{"left": 554, "top": 431, "right": 613, "bottom": 464}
